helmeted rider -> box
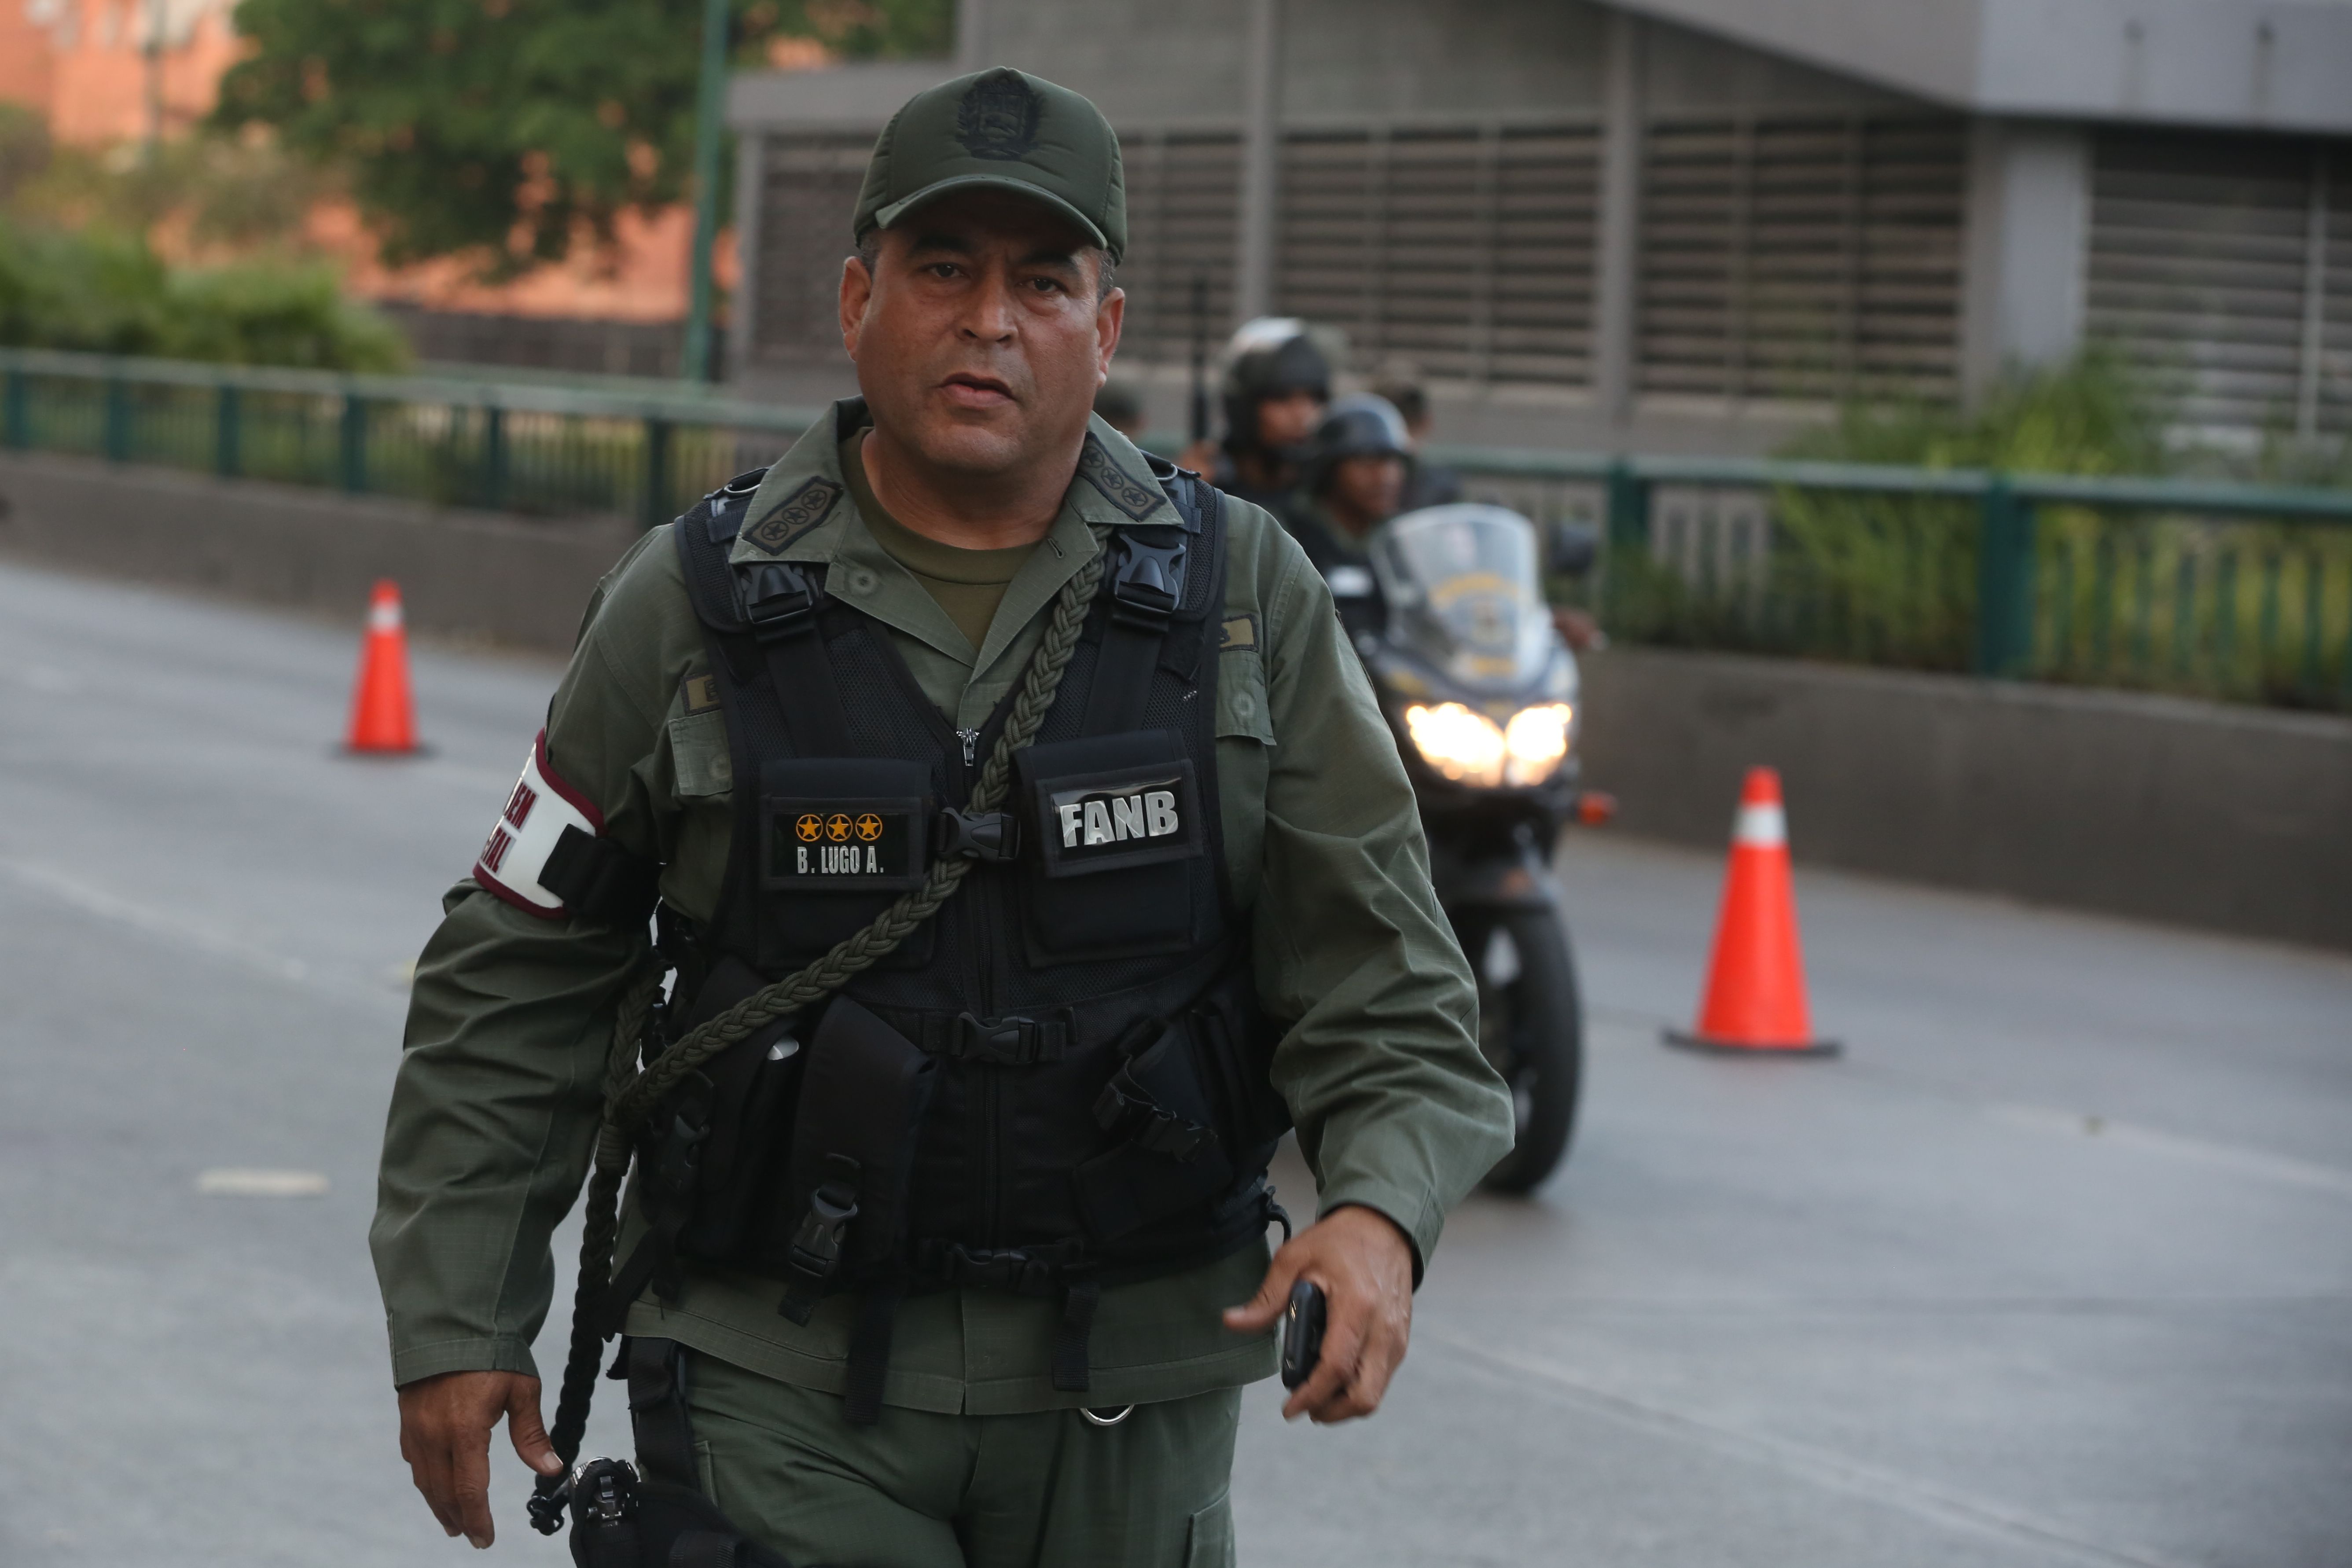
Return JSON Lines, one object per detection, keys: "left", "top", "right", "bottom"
{"left": 1283, "top": 394, "right": 1415, "bottom": 644}
{"left": 1202, "top": 318, "right": 1330, "bottom": 515}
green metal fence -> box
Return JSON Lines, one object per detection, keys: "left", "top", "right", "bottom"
{"left": 1430, "top": 447, "right": 2352, "bottom": 713}
{"left": 0, "top": 346, "right": 821, "bottom": 530}
{"left": 6, "top": 346, "right": 2351, "bottom": 713}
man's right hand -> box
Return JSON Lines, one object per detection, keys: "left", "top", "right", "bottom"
{"left": 397, "top": 1370, "right": 565, "bottom": 1548}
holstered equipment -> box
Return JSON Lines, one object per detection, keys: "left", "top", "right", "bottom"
{"left": 560, "top": 1338, "right": 794, "bottom": 1568}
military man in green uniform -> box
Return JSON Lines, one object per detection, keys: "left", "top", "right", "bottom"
{"left": 376, "top": 68, "right": 1511, "bottom": 1567}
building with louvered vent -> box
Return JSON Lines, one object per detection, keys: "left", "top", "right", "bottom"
{"left": 724, "top": 0, "right": 2352, "bottom": 452}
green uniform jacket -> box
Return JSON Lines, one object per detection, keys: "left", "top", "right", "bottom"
{"left": 371, "top": 406, "right": 1513, "bottom": 1415}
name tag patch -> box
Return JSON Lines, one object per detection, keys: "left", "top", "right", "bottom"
{"left": 1033, "top": 761, "right": 1202, "bottom": 878}
{"left": 764, "top": 797, "right": 926, "bottom": 890}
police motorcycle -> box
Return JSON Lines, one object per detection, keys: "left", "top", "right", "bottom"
{"left": 1289, "top": 401, "right": 1595, "bottom": 1193}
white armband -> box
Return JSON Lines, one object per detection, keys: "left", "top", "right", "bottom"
{"left": 473, "top": 730, "right": 603, "bottom": 919}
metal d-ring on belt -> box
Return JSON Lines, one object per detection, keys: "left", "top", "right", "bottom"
{"left": 1080, "top": 1404, "right": 1135, "bottom": 1428}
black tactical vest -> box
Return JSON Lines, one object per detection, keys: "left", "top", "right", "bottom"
{"left": 612, "top": 433, "right": 1292, "bottom": 1419}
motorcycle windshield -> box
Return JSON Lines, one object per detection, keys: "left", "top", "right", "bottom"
{"left": 1370, "top": 504, "right": 1554, "bottom": 691}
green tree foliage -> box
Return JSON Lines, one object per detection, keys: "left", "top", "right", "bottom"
{"left": 211, "top": 0, "right": 952, "bottom": 275}
{"left": 0, "top": 221, "right": 408, "bottom": 370}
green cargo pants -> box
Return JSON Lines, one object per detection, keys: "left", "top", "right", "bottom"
{"left": 683, "top": 1351, "right": 1242, "bottom": 1568}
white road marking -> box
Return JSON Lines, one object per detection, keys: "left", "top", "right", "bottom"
{"left": 195, "top": 1169, "right": 329, "bottom": 1198}
{"left": 1590, "top": 1005, "right": 2352, "bottom": 1201}
{"left": 0, "top": 857, "right": 310, "bottom": 984}
{"left": 1426, "top": 1331, "right": 2203, "bottom": 1568}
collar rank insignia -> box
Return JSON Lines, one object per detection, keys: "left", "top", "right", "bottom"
{"left": 742, "top": 476, "right": 842, "bottom": 555}
{"left": 1076, "top": 436, "right": 1165, "bottom": 522}
{"left": 956, "top": 71, "right": 1043, "bottom": 161}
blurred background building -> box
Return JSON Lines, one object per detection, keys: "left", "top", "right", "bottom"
{"left": 731, "top": 0, "right": 2352, "bottom": 451}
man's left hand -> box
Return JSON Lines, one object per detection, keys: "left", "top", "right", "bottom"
{"left": 1224, "top": 1204, "right": 1414, "bottom": 1423}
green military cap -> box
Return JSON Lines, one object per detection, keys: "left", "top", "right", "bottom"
{"left": 853, "top": 67, "right": 1127, "bottom": 264}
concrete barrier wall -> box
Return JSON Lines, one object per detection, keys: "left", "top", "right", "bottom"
{"left": 1576, "top": 647, "right": 2352, "bottom": 950}
{"left": 4, "top": 451, "right": 2344, "bottom": 949}
{"left": 0, "top": 452, "right": 639, "bottom": 654}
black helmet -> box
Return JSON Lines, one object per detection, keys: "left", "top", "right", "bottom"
{"left": 1220, "top": 322, "right": 1331, "bottom": 454}
{"left": 1305, "top": 394, "right": 1411, "bottom": 494}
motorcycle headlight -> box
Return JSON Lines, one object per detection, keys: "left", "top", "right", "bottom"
{"left": 1403, "top": 702, "right": 1507, "bottom": 786}
{"left": 1501, "top": 702, "right": 1573, "bottom": 786}
{"left": 1402, "top": 701, "right": 1574, "bottom": 788}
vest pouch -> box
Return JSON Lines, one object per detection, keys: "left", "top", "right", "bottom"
{"left": 772, "top": 995, "right": 936, "bottom": 1320}
{"left": 667, "top": 955, "right": 807, "bottom": 1268}
{"left": 1073, "top": 1014, "right": 1239, "bottom": 1244}
{"left": 1015, "top": 731, "right": 1203, "bottom": 966}
{"left": 757, "top": 757, "right": 936, "bottom": 972}
{"left": 1187, "top": 974, "right": 1295, "bottom": 1162}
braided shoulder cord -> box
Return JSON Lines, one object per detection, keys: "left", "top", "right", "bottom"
{"left": 536, "top": 526, "right": 1113, "bottom": 1506}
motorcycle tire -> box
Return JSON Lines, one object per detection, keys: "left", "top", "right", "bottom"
{"left": 1456, "top": 903, "right": 1584, "bottom": 1193}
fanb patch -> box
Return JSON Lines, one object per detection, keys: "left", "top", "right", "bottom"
{"left": 742, "top": 477, "right": 842, "bottom": 555}
{"left": 1076, "top": 436, "right": 1164, "bottom": 522}
{"left": 1032, "top": 759, "right": 1203, "bottom": 878}
{"left": 1218, "top": 613, "right": 1259, "bottom": 653}
{"left": 680, "top": 673, "right": 721, "bottom": 714}
{"left": 763, "top": 795, "right": 926, "bottom": 890}
{"left": 956, "top": 71, "right": 1043, "bottom": 161}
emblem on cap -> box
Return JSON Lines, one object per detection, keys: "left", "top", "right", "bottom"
{"left": 956, "top": 71, "right": 1043, "bottom": 162}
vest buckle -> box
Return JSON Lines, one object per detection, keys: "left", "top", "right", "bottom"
{"left": 936, "top": 807, "right": 1020, "bottom": 863}
{"left": 739, "top": 560, "right": 819, "bottom": 640}
{"left": 1107, "top": 531, "right": 1186, "bottom": 630}
{"left": 952, "top": 1012, "right": 1044, "bottom": 1065}
{"left": 779, "top": 1155, "right": 861, "bottom": 1323}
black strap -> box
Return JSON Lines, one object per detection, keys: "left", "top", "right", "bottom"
{"left": 625, "top": 1337, "right": 701, "bottom": 1492}
{"left": 671, "top": 1533, "right": 743, "bottom": 1568}
{"left": 541, "top": 826, "right": 661, "bottom": 928}
{"left": 739, "top": 562, "right": 858, "bottom": 758}
{"left": 842, "top": 1282, "right": 904, "bottom": 1426}
{"left": 914, "top": 1009, "right": 1073, "bottom": 1065}
{"left": 1051, "top": 1280, "right": 1102, "bottom": 1393}
{"left": 1078, "top": 466, "right": 1220, "bottom": 737}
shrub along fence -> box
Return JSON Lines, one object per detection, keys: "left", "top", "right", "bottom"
{"left": 6, "top": 345, "right": 2351, "bottom": 715}
{"left": 1439, "top": 450, "right": 2352, "bottom": 714}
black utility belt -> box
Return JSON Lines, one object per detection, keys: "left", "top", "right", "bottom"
{"left": 758, "top": 732, "right": 1206, "bottom": 895}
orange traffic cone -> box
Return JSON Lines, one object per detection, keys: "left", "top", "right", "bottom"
{"left": 345, "top": 579, "right": 419, "bottom": 755}
{"left": 1664, "top": 767, "right": 1838, "bottom": 1056}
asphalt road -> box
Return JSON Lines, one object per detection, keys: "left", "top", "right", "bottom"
{"left": 0, "top": 559, "right": 2345, "bottom": 1568}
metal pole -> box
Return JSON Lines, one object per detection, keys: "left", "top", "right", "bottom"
{"left": 643, "top": 417, "right": 674, "bottom": 530}
{"left": 1592, "top": 11, "right": 1645, "bottom": 427}
{"left": 1972, "top": 477, "right": 2039, "bottom": 677}
{"left": 1234, "top": 0, "right": 1283, "bottom": 324}
{"left": 682, "top": 0, "right": 730, "bottom": 384}
{"left": 143, "top": 0, "right": 165, "bottom": 165}
{"left": 215, "top": 384, "right": 240, "bottom": 478}
{"left": 4, "top": 369, "right": 28, "bottom": 450}
{"left": 340, "top": 393, "right": 368, "bottom": 493}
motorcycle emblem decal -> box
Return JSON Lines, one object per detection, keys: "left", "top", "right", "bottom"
{"left": 742, "top": 477, "right": 842, "bottom": 555}
{"left": 956, "top": 71, "right": 1043, "bottom": 162}
{"left": 1076, "top": 436, "right": 1165, "bottom": 521}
